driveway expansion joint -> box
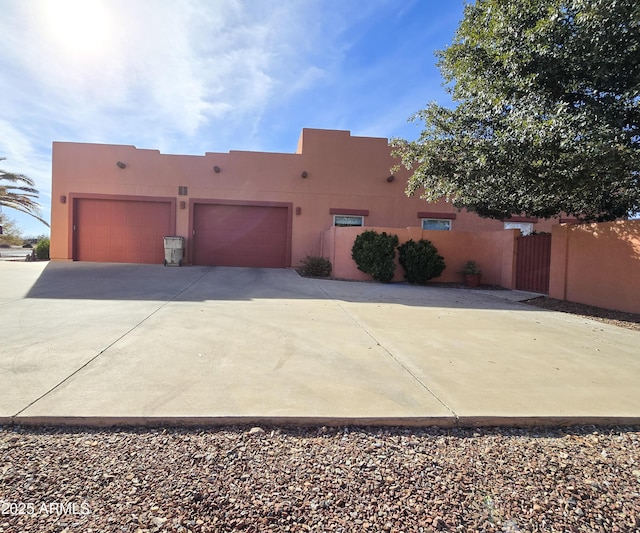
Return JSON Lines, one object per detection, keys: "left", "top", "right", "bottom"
{"left": 312, "top": 280, "right": 459, "bottom": 421}
{"left": 11, "top": 269, "right": 211, "bottom": 419}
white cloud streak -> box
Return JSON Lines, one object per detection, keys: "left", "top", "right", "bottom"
{"left": 3, "top": 0, "right": 356, "bottom": 144}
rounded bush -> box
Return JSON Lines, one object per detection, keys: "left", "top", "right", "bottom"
{"left": 298, "top": 255, "right": 332, "bottom": 277}
{"left": 35, "top": 238, "right": 50, "bottom": 260}
{"left": 351, "top": 230, "right": 399, "bottom": 283}
{"left": 398, "top": 239, "right": 446, "bottom": 284}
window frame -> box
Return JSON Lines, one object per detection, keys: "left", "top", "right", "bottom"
{"left": 504, "top": 222, "right": 534, "bottom": 235}
{"left": 421, "top": 218, "right": 452, "bottom": 231}
{"left": 333, "top": 214, "right": 365, "bottom": 227}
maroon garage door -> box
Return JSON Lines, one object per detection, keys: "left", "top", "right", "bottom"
{"left": 192, "top": 203, "right": 290, "bottom": 268}
{"left": 74, "top": 198, "right": 172, "bottom": 264}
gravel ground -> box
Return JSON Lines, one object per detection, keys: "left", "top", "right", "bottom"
{"left": 1, "top": 425, "right": 639, "bottom": 532}
{"left": 522, "top": 297, "right": 640, "bottom": 332}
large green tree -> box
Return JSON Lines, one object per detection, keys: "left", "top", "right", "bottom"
{"left": 0, "top": 157, "right": 49, "bottom": 226}
{"left": 393, "top": 0, "right": 640, "bottom": 221}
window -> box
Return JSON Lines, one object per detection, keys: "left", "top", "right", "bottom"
{"left": 422, "top": 218, "right": 451, "bottom": 231}
{"left": 330, "top": 208, "right": 368, "bottom": 226}
{"left": 334, "top": 215, "right": 364, "bottom": 227}
{"left": 504, "top": 222, "right": 534, "bottom": 235}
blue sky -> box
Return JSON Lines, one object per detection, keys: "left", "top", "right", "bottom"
{"left": 1, "top": 0, "right": 466, "bottom": 237}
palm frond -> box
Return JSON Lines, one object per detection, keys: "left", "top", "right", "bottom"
{"left": 0, "top": 158, "right": 50, "bottom": 227}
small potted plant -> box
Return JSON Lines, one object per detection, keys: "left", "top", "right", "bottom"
{"left": 461, "top": 260, "right": 482, "bottom": 287}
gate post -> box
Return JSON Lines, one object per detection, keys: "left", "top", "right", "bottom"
{"left": 549, "top": 224, "right": 569, "bottom": 300}
{"left": 500, "top": 229, "right": 519, "bottom": 289}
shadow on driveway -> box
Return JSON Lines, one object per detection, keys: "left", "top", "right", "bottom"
{"left": 22, "top": 262, "right": 540, "bottom": 312}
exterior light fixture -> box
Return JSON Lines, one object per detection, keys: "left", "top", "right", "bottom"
{"left": 296, "top": 207, "right": 302, "bottom": 215}
{"left": 301, "top": 171, "right": 308, "bottom": 178}
{"left": 60, "top": 195, "right": 67, "bottom": 204}
{"left": 386, "top": 175, "right": 395, "bottom": 182}
{"left": 116, "top": 161, "right": 126, "bottom": 169}
{"left": 213, "top": 165, "right": 221, "bottom": 173}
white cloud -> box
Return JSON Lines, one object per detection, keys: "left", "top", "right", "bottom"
{"left": 12, "top": 1, "right": 367, "bottom": 140}
{"left": 1, "top": 0, "right": 397, "bottom": 153}
{"left": 0, "top": 120, "right": 50, "bottom": 195}
{"left": 0, "top": 122, "right": 35, "bottom": 167}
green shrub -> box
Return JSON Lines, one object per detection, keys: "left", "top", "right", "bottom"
{"left": 35, "top": 238, "right": 50, "bottom": 260}
{"left": 351, "top": 230, "right": 399, "bottom": 283}
{"left": 298, "top": 255, "right": 332, "bottom": 277}
{"left": 398, "top": 239, "right": 446, "bottom": 284}
{"left": 460, "top": 260, "right": 481, "bottom": 275}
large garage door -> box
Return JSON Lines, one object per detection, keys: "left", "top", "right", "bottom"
{"left": 74, "top": 198, "right": 173, "bottom": 263}
{"left": 193, "top": 203, "right": 290, "bottom": 267}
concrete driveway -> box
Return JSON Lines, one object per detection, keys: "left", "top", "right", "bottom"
{"left": 1, "top": 261, "right": 638, "bottom": 427}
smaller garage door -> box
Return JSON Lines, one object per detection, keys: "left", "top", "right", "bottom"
{"left": 193, "top": 203, "right": 290, "bottom": 268}
{"left": 74, "top": 198, "right": 173, "bottom": 264}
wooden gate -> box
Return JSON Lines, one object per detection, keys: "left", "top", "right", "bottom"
{"left": 515, "top": 233, "right": 552, "bottom": 293}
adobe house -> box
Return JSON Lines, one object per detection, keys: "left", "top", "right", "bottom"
{"left": 50, "top": 128, "right": 561, "bottom": 268}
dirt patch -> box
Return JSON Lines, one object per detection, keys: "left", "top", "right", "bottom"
{"left": 523, "top": 296, "right": 640, "bottom": 332}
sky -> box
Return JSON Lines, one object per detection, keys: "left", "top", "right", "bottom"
{"left": 0, "top": 0, "right": 466, "bottom": 237}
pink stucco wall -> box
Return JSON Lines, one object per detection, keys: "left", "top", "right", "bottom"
{"left": 51, "top": 128, "right": 562, "bottom": 266}
{"left": 549, "top": 220, "right": 640, "bottom": 314}
{"left": 322, "top": 226, "right": 519, "bottom": 288}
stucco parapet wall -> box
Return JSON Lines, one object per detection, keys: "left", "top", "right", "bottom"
{"left": 52, "top": 141, "right": 161, "bottom": 155}
{"left": 297, "top": 128, "right": 391, "bottom": 155}
{"left": 549, "top": 220, "right": 640, "bottom": 314}
{"left": 322, "top": 226, "right": 517, "bottom": 287}
{"left": 54, "top": 128, "right": 381, "bottom": 159}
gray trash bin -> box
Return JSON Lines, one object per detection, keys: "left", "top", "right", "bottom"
{"left": 163, "top": 236, "right": 184, "bottom": 266}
